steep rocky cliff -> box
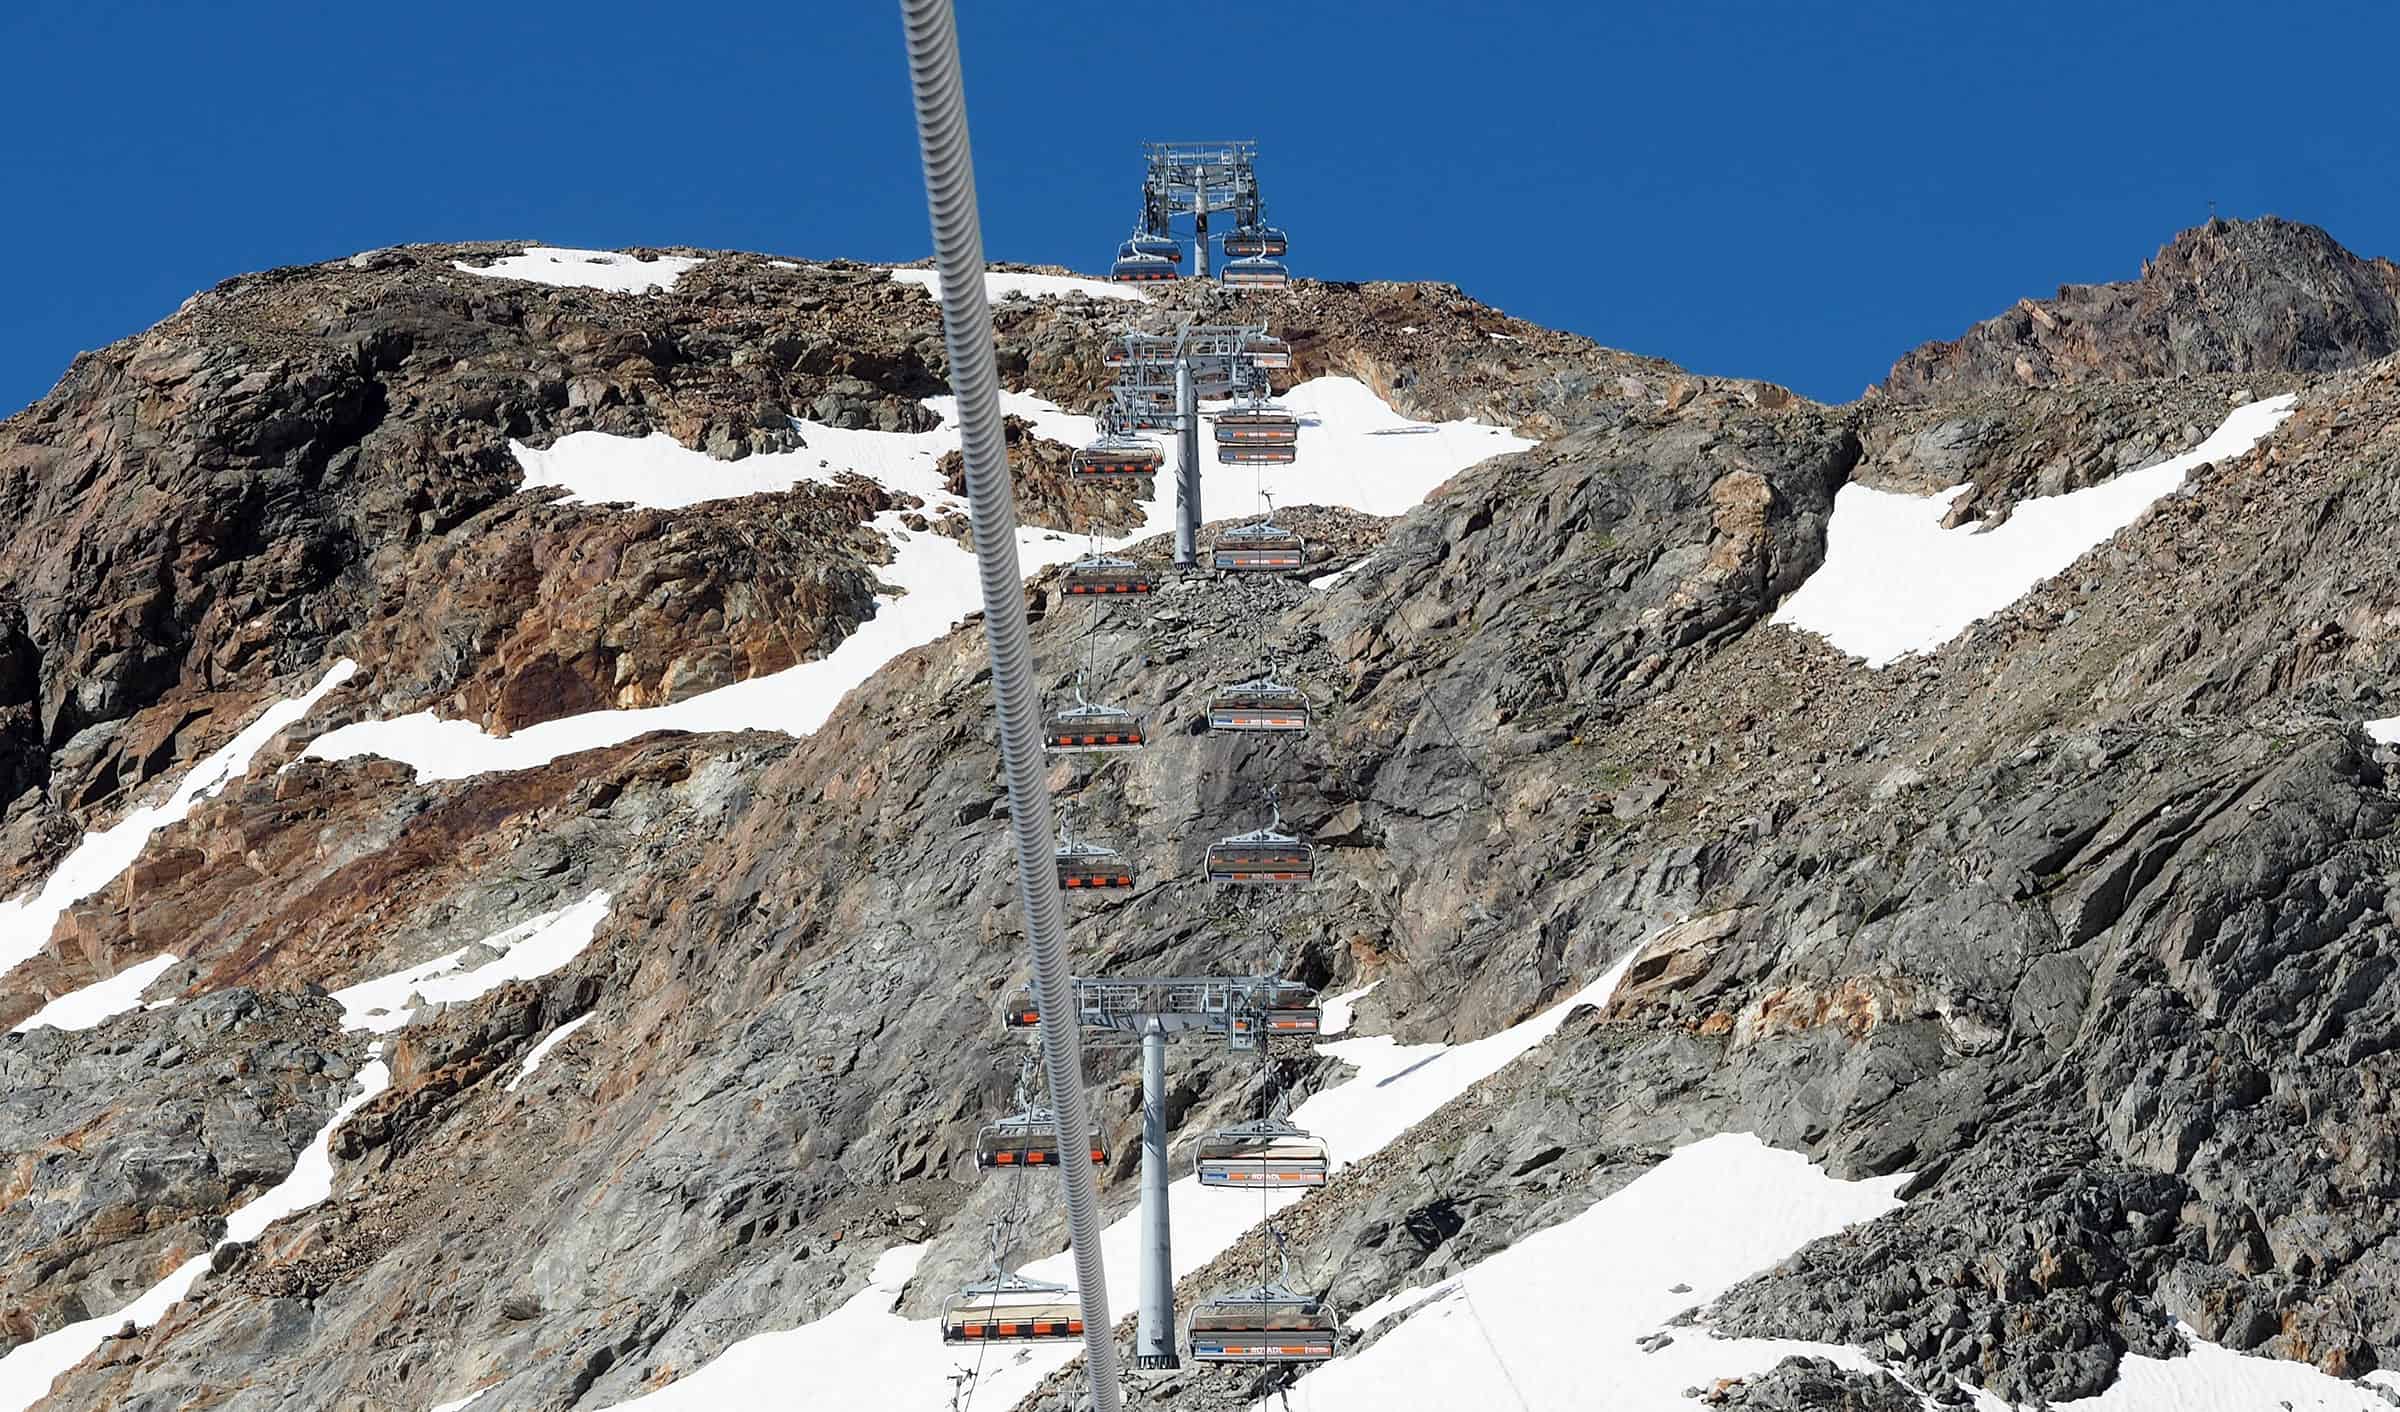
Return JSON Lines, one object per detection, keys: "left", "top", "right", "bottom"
{"left": 1, "top": 222, "right": 2398, "bottom": 1412}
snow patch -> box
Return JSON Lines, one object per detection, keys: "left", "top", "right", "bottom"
{"left": 598, "top": 943, "right": 1645, "bottom": 1410}
{"left": 511, "top": 390, "right": 1089, "bottom": 511}
{"left": 10, "top": 954, "right": 180, "bottom": 1034}
{"left": 1309, "top": 558, "right": 1370, "bottom": 592}
{"left": 507, "top": 1012, "right": 596, "bottom": 1092}
{"left": 1775, "top": 394, "right": 2297, "bottom": 667}
{"left": 1269, "top": 1134, "right": 1909, "bottom": 1410}
{"left": 333, "top": 894, "right": 612, "bottom": 1034}
{"left": 305, "top": 380, "right": 1528, "bottom": 782}
{"left": 0, "top": 660, "right": 356, "bottom": 983}
{"left": 453, "top": 247, "right": 701, "bottom": 294}
{"left": 2024, "top": 1323, "right": 2392, "bottom": 1411}
{"left": 1343, "top": 1280, "right": 1436, "bottom": 1336}
{"left": 889, "top": 266, "right": 1147, "bottom": 304}
{"left": 1317, "top": 980, "right": 1379, "bottom": 1037}
{"left": 2366, "top": 717, "right": 2400, "bottom": 745}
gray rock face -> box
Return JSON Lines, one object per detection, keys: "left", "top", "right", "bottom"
{"left": 0, "top": 989, "right": 351, "bottom": 1355}
{"left": 1701, "top": 1356, "right": 1927, "bottom": 1410}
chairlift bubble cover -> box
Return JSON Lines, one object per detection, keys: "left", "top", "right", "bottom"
{"left": 1058, "top": 838, "right": 1135, "bottom": 889}
{"left": 977, "top": 1110, "right": 1109, "bottom": 1169}
{"left": 942, "top": 1275, "right": 1087, "bottom": 1344}
{"left": 1206, "top": 832, "right": 1315, "bottom": 886}
{"left": 1208, "top": 679, "right": 1310, "bottom": 732}
{"left": 1112, "top": 252, "right": 1178, "bottom": 282}
{"left": 1197, "top": 1121, "right": 1330, "bottom": 1188}
{"left": 1187, "top": 1285, "right": 1337, "bottom": 1362}
{"left": 1044, "top": 702, "right": 1145, "bottom": 753}
{"left": 1061, "top": 555, "right": 1158, "bottom": 596}
{"left": 1072, "top": 440, "right": 1163, "bottom": 477}
{"left": 1221, "top": 255, "right": 1291, "bottom": 288}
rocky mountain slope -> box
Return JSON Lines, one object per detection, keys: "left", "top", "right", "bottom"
{"left": 1, "top": 219, "right": 2397, "bottom": 1412}
{"left": 1882, "top": 215, "right": 2400, "bottom": 397}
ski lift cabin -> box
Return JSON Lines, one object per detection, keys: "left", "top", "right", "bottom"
{"left": 1111, "top": 246, "right": 1178, "bottom": 282}
{"left": 1207, "top": 811, "right": 1314, "bottom": 886}
{"left": 943, "top": 1276, "right": 1087, "bottom": 1344}
{"left": 1001, "top": 989, "right": 1040, "bottom": 1029}
{"left": 1230, "top": 981, "right": 1323, "bottom": 1040}
{"left": 1212, "top": 520, "right": 1306, "bottom": 572}
{"left": 1208, "top": 677, "right": 1310, "bottom": 733}
{"left": 1187, "top": 1286, "right": 1336, "bottom": 1362}
{"left": 1220, "top": 253, "right": 1290, "bottom": 289}
{"left": 977, "top": 1109, "right": 1108, "bottom": 1170}
{"left": 1213, "top": 408, "right": 1299, "bottom": 445}
{"left": 1071, "top": 437, "right": 1163, "bottom": 477}
{"left": 1239, "top": 333, "right": 1293, "bottom": 369}
{"left": 1058, "top": 836, "right": 1136, "bottom": 891}
{"left": 1045, "top": 699, "right": 1145, "bottom": 753}
{"left": 1196, "top": 1120, "right": 1329, "bottom": 1188}
{"left": 1223, "top": 226, "right": 1290, "bottom": 259}
{"left": 1127, "top": 230, "right": 1182, "bottom": 262}
{"left": 1061, "top": 554, "right": 1157, "bottom": 597}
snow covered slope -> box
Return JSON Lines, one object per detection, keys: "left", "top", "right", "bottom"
{"left": 559, "top": 943, "right": 1926, "bottom": 1412}
{"left": 888, "top": 266, "right": 1147, "bottom": 304}
{"left": 2017, "top": 1331, "right": 2391, "bottom": 1412}
{"left": 1776, "top": 394, "right": 2297, "bottom": 666}
{"left": 0, "top": 1052, "right": 393, "bottom": 1412}
{"left": 580, "top": 955, "right": 1648, "bottom": 1412}
{"left": 454, "top": 247, "right": 702, "bottom": 294}
{"left": 9, "top": 954, "right": 180, "bottom": 1034}
{"left": 303, "top": 379, "right": 1531, "bottom": 782}
{"left": 331, "top": 894, "right": 612, "bottom": 1034}
{"left": 1271, "top": 1134, "right": 1907, "bottom": 1411}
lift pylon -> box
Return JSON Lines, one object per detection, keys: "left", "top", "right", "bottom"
{"left": 1123, "top": 141, "right": 1287, "bottom": 283}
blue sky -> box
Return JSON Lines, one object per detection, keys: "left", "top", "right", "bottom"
{"left": 5, "top": 0, "right": 2396, "bottom": 416}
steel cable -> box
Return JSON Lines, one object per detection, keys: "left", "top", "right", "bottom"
{"left": 895, "top": 4, "right": 1122, "bottom": 1408}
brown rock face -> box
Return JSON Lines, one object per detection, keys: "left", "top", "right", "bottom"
{"left": 1882, "top": 216, "right": 2400, "bottom": 397}
{"left": 935, "top": 414, "right": 1151, "bottom": 538}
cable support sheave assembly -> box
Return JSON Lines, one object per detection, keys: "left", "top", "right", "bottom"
{"left": 894, "top": 3, "right": 1124, "bottom": 1409}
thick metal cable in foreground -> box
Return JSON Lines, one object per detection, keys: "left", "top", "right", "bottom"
{"left": 894, "top": 4, "right": 1125, "bottom": 1410}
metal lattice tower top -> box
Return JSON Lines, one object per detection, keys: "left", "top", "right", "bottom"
{"left": 1137, "top": 141, "right": 1270, "bottom": 278}
{"left": 1142, "top": 141, "right": 1262, "bottom": 221}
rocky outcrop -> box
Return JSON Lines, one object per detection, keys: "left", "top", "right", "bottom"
{"left": 936, "top": 414, "right": 1151, "bottom": 538}
{"left": 0, "top": 990, "right": 351, "bottom": 1354}
{"left": 1883, "top": 217, "right": 2400, "bottom": 398}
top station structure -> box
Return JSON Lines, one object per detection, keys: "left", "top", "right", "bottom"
{"left": 1112, "top": 141, "right": 1290, "bottom": 287}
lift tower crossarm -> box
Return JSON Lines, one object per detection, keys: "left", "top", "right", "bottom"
{"left": 1140, "top": 141, "right": 1264, "bottom": 279}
